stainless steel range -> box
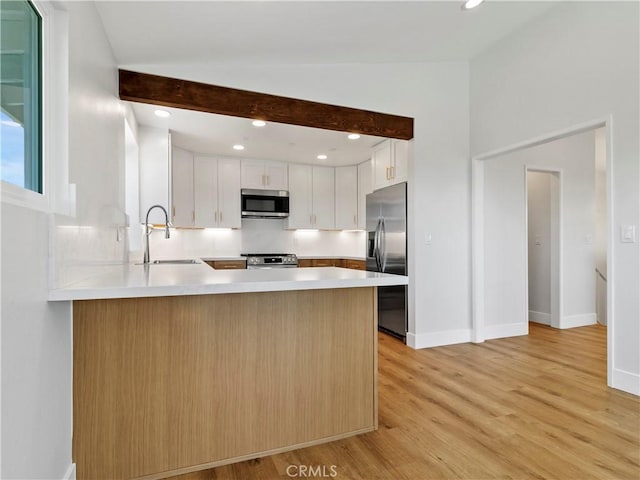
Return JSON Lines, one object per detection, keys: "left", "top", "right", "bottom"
{"left": 242, "top": 253, "right": 298, "bottom": 269}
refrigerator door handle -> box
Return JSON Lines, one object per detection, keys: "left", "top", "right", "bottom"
{"left": 374, "top": 218, "right": 382, "bottom": 272}
{"left": 380, "top": 217, "right": 387, "bottom": 272}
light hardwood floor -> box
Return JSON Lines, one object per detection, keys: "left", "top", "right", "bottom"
{"left": 168, "top": 323, "right": 639, "bottom": 480}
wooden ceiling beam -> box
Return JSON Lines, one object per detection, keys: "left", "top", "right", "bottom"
{"left": 118, "top": 70, "right": 414, "bottom": 140}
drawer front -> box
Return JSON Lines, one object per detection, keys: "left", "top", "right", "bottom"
{"left": 210, "top": 260, "right": 247, "bottom": 270}
{"left": 297, "top": 259, "right": 313, "bottom": 268}
{"left": 345, "top": 260, "right": 366, "bottom": 270}
{"left": 311, "top": 259, "right": 344, "bottom": 268}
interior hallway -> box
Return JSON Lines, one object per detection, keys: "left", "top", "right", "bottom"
{"left": 171, "top": 324, "right": 639, "bottom": 480}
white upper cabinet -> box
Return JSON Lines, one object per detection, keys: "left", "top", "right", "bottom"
{"left": 357, "top": 160, "right": 373, "bottom": 230}
{"left": 171, "top": 146, "right": 194, "bottom": 226}
{"left": 216, "top": 159, "right": 241, "bottom": 229}
{"left": 312, "top": 166, "right": 335, "bottom": 230}
{"left": 172, "top": 153, "right": 241, "bottom": 228}
{"left": 139, "top": 127, "right": 171, "bottom": 224}
{"left": 287, "top": 164, "right": 334, "bottom": 230}
{"left": 264, "top": 161, "right": 289, "bottom": 190}
{"left": 241, "top": 159, "right": 288, "bottom": 190}
{"left": 287, "top": 164, "right": 313, "bottom": 229}
{"left": 392, "top": 139, "right": 409, "bottom": 184}
{"left": 372, "top": 139, "right": 409, "bottom": 190}
{"left": 335, "top": 166, "right": 358, "bottom": 230}
{"left": 193, "top": 156, "right": 217, "bottom": 228}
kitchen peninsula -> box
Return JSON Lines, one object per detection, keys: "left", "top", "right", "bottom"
{"left": 50, "top": 263, "right": 408, "bottom": 480}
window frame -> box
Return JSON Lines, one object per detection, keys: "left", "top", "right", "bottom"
{"left": 1, "top": 0, "right": 71, "bottom": 214}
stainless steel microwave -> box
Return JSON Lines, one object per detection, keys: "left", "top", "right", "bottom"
{"left": 241, "top": 189, "right": 290, "bottom": 219}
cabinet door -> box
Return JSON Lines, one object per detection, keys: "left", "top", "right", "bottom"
{"left": 240, "top": 159, "right": 266, "bottom": 189}
{"left": 217, "top": 159, "right": 241, "bottom": 228}
{"left": 357, "top": 160, "right": 372, "bottom": 230}
{"left": 140, "top": 128, "right": 171, "bottom": 224}
{"left": 335, "top": 166, "right": 358, "bottom": 230}
{"left": 193, "top": 156, "right": 218, "bottom": 227}
{"left": 171, "top": 146, "right": 194, "bottom": 227}
{"left": 372, "top": 140, "right": 392, "bottom": 191}
{"left": 391, "top": 139, "right": 409, "bottom": 185}
{"left": 287, "top": 164, "right": 313, "bottom": 229}
{"left": 312, "top": 166, "right": 335, "bottom": 230}
{"left": 265, "top": 161, "right": 288, "bottom": 190}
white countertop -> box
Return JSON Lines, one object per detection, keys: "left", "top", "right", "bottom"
{"left": 48, "top": 263, "right": 408, "bottom": 301}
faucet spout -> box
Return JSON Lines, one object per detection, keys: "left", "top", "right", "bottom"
{"left": 143, "top": 205, "right": 171, "bottom": 264}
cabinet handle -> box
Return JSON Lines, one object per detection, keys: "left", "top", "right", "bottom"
{"left": 314, "top": 214, "right": 317, "bottom": 225}
{"left": 310, "top": 214, "right": 313, "bottom": 225}
{"left": 172, "top": 206, "right": 176, "bottom": 218}
{"left": 266, "top": 175, "right": 270, "bottom": 186}
{"left": 215, "top": 211, "right": 218, "bottom": 222}
{"left": 220, "top": 211, "right": 223, "bottom": 222}
{"left": 354, "top": 215, "right": 357, "bottom": 225}
{"left": 385, "top": 166, "right": 390, "bottom": 180}
{"left": 391, "top": 166, "right": 395, "bottom": 179}
{"left": 192, "top": 211, "right": 195, "bottom": 222}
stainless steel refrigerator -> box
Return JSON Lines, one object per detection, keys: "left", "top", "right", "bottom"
{"left": 366, "top": 182, "right": 407, "bottom": 340}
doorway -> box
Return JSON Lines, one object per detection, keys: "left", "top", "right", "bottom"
{"left": 526, "top": 169, "right": 561, "bottom": 329}
{"left": 472, "top": 120, "right": 612, "bottom": 385}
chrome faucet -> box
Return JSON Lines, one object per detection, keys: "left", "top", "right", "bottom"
{"left": 143, "top": 205, "right": 170, "bottom": 264}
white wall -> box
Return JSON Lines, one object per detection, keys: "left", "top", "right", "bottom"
{"left": 123, "top": 61, "right": 471, "bottom": 348}
{"left": 471, "top": 1, "right": 639, "bottom": 393}
{"left": 527, "top": 171, "right": 552, "bottom": 323}
{"left": 483, "top": 131, "right": 596, "bottom": 338}
{"left": 1, "top": 205, "right": 72, "bottom": 480}
{"left": 1, "top": 1, "right": 127, "bottom": 477}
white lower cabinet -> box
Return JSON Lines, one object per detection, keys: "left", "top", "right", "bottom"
{"left": 287, "top": 164, "right": 334, "bottom": 229}
{"left": 335, "top": 166, "right": 358, "bottom": 230}
{"left": 172, "top": 152, "right": 241, "bottom": 228}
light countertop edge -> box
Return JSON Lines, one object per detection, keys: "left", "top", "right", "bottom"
{"left": 48, "top": 265, "right": 407, "bottom": 302}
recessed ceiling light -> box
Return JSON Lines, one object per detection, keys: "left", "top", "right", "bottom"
{"left": 233, "top": 144, "right": 245, "bottom": 151}
{"left": 252, "top": 120, "right": 266, "bottom": 127}
{"left": 317, "top": 154, "right": 327, "bottom": 160}
{"left": 347, "top": 133, "right": 361, "bottom": 140}
{"left": 154, "top": 109, "right": 171, "bottom": 118}
{"left": 462, "top": 0, "right": 484, "bottom": 10}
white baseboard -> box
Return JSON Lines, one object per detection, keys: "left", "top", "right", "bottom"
{"left": 483, "top": 322, "right": 528, "bottom": 340}
{"left": 63, "top": 463, "right": 76, "bottom": 480}
{"left": 560, "top": 313, "right": 597, "bottom": 329}
{"left": 529, "top": 310, "right": 551, "bottom": 325}
{"left": 407, "top": 329, "right": 472, "bottom": 349}
{"left": 611, "top": 368, "right": 640, "bottom": 396}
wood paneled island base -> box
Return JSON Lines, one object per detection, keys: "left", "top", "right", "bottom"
{"left": 73, "top": 287, "right": 377, "bottom": 480}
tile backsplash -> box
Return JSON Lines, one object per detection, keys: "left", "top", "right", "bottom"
{"left": 140, "top": 218, "right": 366, "bottom": 261}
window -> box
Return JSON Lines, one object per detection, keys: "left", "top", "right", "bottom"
{"left": 0, "top": 0, "right": 42, "bottom": 193}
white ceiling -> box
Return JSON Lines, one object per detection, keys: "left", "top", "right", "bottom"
{"left": 131, "top": 102, "right": 387, "bottom": 166}
{"left": 96, "top": 1, "right": 558, "bottom": 65}
{"left": 97, "top": 0, "right": 558, "bottom": 165}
